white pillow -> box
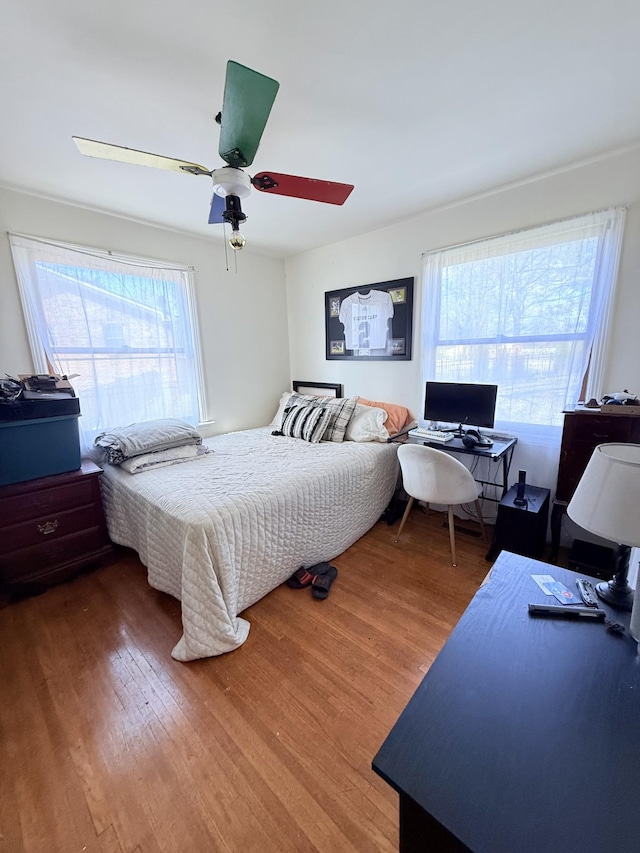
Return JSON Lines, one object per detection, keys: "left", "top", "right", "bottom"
{"left": 270, "top": 391, "right": 294, "bottom": 427}
{"left": 345, "top": 404, "right": 389, "bottom": 442}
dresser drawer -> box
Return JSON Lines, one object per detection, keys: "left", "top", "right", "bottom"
{"left": 0, "top": 477, "right": 97, "bottom": 527}
{"left": 1, "top": 504, "right": 103, "bottom": 554}
{"left": 571, "top": 416, "right": 633, "bottom": 443}
{"left": 0, "top": 528, "right": 109, "bottom": 583}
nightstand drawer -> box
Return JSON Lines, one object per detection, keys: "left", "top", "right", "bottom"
{"left": 0, "top": 528, "right": 109, "bottom": 583}
{"left": 1, "top": 504, "right": 102, "bottom": 553}
{"left": 0, "top": 478, "right": 97, "bottom": 527}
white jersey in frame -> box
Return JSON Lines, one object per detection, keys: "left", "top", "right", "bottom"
{"left": 339, "top": 290, "right": 394, "bottom": 350}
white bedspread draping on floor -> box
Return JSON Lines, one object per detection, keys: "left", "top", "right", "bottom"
{"left": 100, "top": 427, "right": 399, "bottom": 660}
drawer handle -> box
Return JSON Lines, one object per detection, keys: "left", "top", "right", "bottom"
{"left": 37, "top": 520, "right": 59, "bottom": 535}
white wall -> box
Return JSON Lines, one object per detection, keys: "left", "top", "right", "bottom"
{"left": 285, "top": 146, "right": 640, "bottom": 419}
{"left": 0, "top": 188, "right": 289, "bottom": 433}
{"left": 3, "top": 145, "right": 639, "bottom": 446}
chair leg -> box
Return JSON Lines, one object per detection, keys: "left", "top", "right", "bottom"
{"left": 447, "top": 505, "right": 457, "bottom": 566}
{"left": 474, "top": 498, "right": 487, "bottom": 542}
{"left": 395, "top": 496, "right": 414, "bottom": 541}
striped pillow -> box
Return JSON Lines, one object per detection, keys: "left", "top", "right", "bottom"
{"left": 279, "top": 404, "right": 333, "bottom": 443}
{"left": 286, "top": 393, "right": 359, "bottom": 443}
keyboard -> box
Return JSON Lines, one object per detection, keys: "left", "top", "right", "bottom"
{"left": 408, "top": 427, "right": 454, "bottom": 443}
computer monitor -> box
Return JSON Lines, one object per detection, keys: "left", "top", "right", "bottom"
{"left": 424, "top": 381, "right": 498, "bottom": 436}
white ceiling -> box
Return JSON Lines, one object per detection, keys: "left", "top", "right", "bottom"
{"left": 2, "top": 0, "right": 640, "bottom": 258}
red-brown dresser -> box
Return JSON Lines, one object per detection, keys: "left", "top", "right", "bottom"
{"left": 0, "top": 460, "right": 112, "bottom": 594}
{"left": 551, "top": 408, "right": 640, "bottom": 560}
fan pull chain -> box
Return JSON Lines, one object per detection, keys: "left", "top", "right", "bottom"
{"left": 222, "top": 222, "right": 230, "bottom": 271}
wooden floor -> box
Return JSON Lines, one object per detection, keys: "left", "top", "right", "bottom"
{"left": 0, "top": 507, "right": 493, "bottom": 853}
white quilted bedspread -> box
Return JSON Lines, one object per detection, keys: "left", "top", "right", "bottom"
{"left": 100, "top": 427, "right": 399, "bottom": 660}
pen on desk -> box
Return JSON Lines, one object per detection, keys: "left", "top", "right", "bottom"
{"left": 528, "top": 603, "right": 606, "bottom": 620}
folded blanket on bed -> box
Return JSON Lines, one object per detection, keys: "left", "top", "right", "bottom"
{"left": 120, "top": 443, "right": 211, "bottom": 474}
{"left": 95, "top": 418, "right": 203, "bottom": 464}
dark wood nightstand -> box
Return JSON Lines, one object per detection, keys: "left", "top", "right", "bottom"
{"left": 0, "top": 460, "right": 113, "bottom": 595}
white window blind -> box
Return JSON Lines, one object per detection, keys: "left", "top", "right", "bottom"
{"left": 9, "top": 234, "right": 206, "bottom": 455}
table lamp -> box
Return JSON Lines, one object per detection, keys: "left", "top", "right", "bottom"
{"left": 567, "top": 443, "right": 640, "bottom": 611}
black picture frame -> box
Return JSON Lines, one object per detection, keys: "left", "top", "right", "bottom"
{"left": 325, "top": 277, "right": 414, "bottom": 361}
{"left": 292, "top": 381, "right": 343, "bottom": 398}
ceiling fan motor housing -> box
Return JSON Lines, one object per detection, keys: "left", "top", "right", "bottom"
{"left": 212, "top": 166, "right": 251, "bottom": 199}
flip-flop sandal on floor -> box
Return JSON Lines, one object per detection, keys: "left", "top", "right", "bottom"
{"left": 311, "top": 566, "right": 338, "bottom": 600}
{"left": 286, "top": 563, "right": 332, "bottom": 589}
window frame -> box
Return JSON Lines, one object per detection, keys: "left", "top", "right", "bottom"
{"left": 9, "top": 233, "right": 208, "bottom": 435}
{"left": 420, "top": 208, "right": 626, "bottom": 431}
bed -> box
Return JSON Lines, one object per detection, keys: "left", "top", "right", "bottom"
{"left": 99, "top": 425, "right": 400, "bottom": 660}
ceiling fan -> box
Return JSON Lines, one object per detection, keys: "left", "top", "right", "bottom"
{"left": 73, "top": 60, "right": 354, "bottom": 251}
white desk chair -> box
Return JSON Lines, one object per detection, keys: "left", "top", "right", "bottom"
{"left": 395, "top": 443, "right": 486, "bottom": 566}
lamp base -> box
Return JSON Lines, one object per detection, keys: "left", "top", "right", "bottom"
{"left": 595, "top": 580, "right": 634, "bottom": 611}
{"left": 595, "top": 543, "right": 634, "bottom": 611}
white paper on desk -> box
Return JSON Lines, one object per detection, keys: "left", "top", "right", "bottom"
{"left": 531, "top": 574, "right": 556, "bottom": 595}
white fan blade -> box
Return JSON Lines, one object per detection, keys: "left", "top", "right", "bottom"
{"left": 72, "top": 137, "right": 211, "bottom": 175}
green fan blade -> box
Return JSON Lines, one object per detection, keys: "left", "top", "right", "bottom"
{"left": 218, "top": 61, "right": 279, "bottom": 168}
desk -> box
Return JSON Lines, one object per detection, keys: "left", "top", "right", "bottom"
{"left": 372, "top": 551, "right": 640, "bottom": 853}
{"left": 401, "top": 434, "right": 517, "bottom": 500}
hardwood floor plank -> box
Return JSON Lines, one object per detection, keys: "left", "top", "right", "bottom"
{"left": 37, "top": 581, "right": 236, "bottom": 853}
{"left": 0, "top": 598, "right": 102, "bottom": 853}
{"left": 96, "top": 824, "right": 125, "bottom": 853}
{"left": 0, "top": 512, "right": 497, "bottom": 853}
{"left": 197, "top": 635, "right": 397, "bottom": 850}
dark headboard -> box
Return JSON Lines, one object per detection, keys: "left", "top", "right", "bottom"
{"left": 292, "top": 381, "right": 343, "bottom": 398}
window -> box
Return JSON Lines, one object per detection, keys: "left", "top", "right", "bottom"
{"left": 10, "top": 234, "right": 206, "bottom": 454}
{"left": 421, "top": 208, "right": 626, "bottom": 433}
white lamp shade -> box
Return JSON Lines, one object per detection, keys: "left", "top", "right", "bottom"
{"left": 567, "top": 443, "right": 640, "bottom": 547}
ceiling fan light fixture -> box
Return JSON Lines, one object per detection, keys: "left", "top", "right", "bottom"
{"left": 228, "top": 228, "right": 246, "bottom": 251}
{"left": 222, "top": 194, "right": 247, "bottom": 251}
{"left": 212, "top": 166, "right": 251, "bottom": 199}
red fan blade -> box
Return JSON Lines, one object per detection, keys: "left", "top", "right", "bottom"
{"left": 252, "top": 172, "right": 354, "bottom": 205}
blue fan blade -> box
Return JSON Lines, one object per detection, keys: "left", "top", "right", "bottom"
{"left": 208, "top": 193, "right": 225, "bottom": 224}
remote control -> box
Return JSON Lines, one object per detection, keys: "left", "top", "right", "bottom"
{"left": 576, "top": 578, "right": 599, "bottom": 607}
{"left": 528, "top": 603, "right": 606, "bottom": 620}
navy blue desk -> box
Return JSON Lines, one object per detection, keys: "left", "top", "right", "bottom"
{"left": 373, "top": 551, "right": 640, "bottom": 853}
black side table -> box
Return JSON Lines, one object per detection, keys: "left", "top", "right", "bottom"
{"left": 486, "top": 483, "right": 550, "bottom": 561}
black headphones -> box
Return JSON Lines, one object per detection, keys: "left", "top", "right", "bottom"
{"left": 462, "top": 429, "right": 483, "bottom": 449}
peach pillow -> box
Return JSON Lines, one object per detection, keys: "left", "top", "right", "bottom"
{"left": 359, "top": 398, "right": 414, "bottom": 435}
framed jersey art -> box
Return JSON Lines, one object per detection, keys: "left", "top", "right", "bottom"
{"left": 325, "top": 278, "right": 414, "bottom": 360}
